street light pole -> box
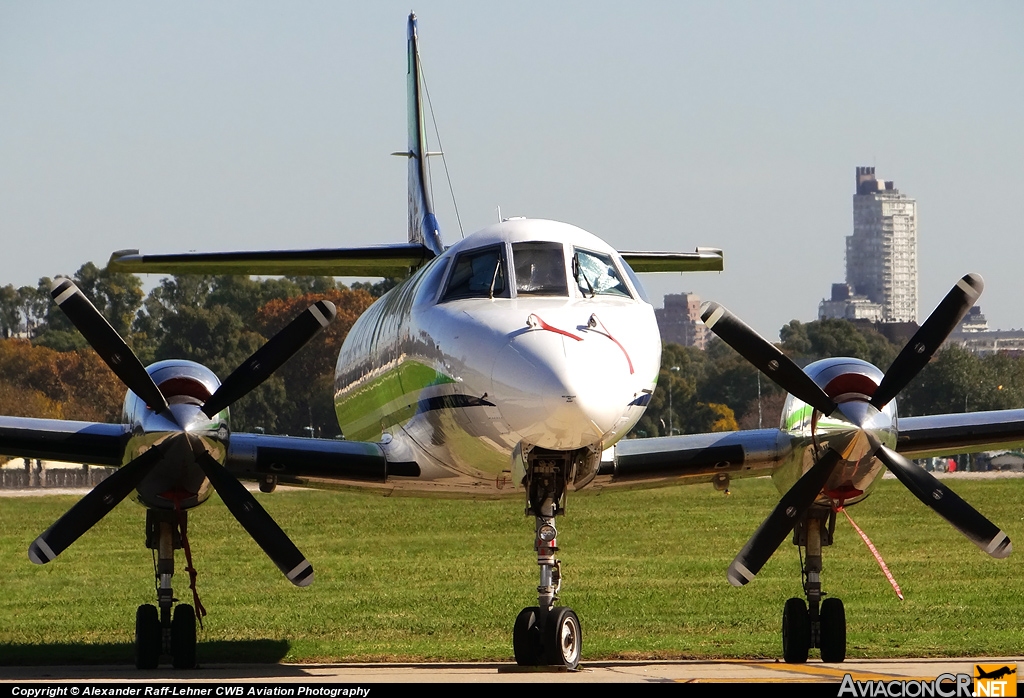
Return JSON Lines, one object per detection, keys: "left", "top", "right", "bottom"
{"left": 668, "top": 366, "right": 680, "bottom": 435}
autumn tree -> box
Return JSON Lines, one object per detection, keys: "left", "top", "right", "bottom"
{"left": 255, "top": 288, "right": 375, "bottom": 436}
{"left": 0, "top": 339, "right": 122, "bottom": 422}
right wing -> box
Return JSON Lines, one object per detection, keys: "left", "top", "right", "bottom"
{"left": 108, "top": 243, "right": 435, "bottom": 279}
{"left": 897, "top": 409, "right": 1024, "bottom": 459}
{"left": 595, "top": 429, "right": 792, "bottom": 489}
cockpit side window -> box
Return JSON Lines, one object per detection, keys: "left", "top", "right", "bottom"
{"left": 620, "top": 258, "right": 651, "bottom": 303}
{"left": 572, "top": 248, "right": 632, "bottom": 298}
{"left": 512, "top": 242, "right": 568, "bottom": 296}
{"left": 441, "top": 245, "right": 508, "bottom": 301}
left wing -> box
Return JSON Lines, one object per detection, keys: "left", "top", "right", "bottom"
{"left": 224, "top": 432, "right": 397, "bottom": 487}
{"left": 0, "top": 416, "right": 127, "bottom": 466}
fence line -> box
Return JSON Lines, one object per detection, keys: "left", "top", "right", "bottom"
{"left": 0, "top": 461, "right": 114, "bottom": 489}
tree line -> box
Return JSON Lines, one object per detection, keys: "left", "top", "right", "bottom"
{"left": 3, "top": 265, "right": 1023, "bottom": 439}
{"left": 0, "top": 264, "right": 393, "bottom": 436}
{"left": 634, "top": 318, "right": 1024, "bottom": 437}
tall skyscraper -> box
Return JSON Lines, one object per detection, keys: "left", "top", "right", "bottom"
{"left": 845, "top": 167, "right": 918, "bottom": 323}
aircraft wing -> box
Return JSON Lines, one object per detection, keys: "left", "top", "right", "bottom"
{"left": 596, "top": 429, "right": 791, "bottom": 489}
{"left": 0, "top": 419, "right": 399, "bottom": 487}
{"left": 108, "top": 243, "right": 435, "bottom": 279}
{"left": 224, "top": 432, "right": 394, "bottom": 486}
{"left": 896, "top": 409, "right": 1024, "bottom": 459}
{"left": 0, "top": 416, "right": 128, "bottom": 466}
{"left": 618, "top": 248, "right": 724, "bottom": 273}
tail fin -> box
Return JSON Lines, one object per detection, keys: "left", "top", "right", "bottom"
{"left": 405, "top": 13, "right": 444, "bottom": 256}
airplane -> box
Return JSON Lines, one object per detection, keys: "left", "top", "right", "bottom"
{"left": 976, "top": 666, "right": 1016, "bottom": 681}
{"left": 2, "top": 13, "right": 1021, "bottom": 671}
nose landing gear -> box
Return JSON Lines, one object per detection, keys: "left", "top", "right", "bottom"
{"left": 512, "top": 517, "right": 583, "bottom": 669}
{"left": 512, "top": 449, "right": 583, "bottom": 670}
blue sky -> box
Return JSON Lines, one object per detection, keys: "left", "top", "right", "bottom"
{"left": 1, "top": 1, "right": 1021, "bottom": 339}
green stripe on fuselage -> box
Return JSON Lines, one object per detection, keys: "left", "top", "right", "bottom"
{"left": 336, "top": 361, "right": 455, "bottom": 442}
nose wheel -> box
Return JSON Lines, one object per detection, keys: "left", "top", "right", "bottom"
{"left": 545, "top": 607, "right": 582, "bottom": 667}
{"left": 513, "top": 607, "right": 543, "bottom": 665}
{"left": 513, "top": 606, "right": 582, "bottom": 669}
{"left": 512, "top": 501, "right": 582, "bottom": 669}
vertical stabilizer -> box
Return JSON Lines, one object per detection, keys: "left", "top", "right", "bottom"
{"left": 405, "top": 13, "right": 444, "bottom": 256}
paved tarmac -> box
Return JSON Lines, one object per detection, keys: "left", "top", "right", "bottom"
{"left": 0, "top": 658, "right": 1019, "bottom": 684}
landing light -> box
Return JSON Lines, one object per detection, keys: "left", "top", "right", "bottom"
{"left": 538, "top": 524, "right": 556, "bottom": 542}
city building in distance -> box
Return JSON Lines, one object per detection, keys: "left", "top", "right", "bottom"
{"left": 820, "top": 167, "right": 918, "bottom": 324}
{"left": 656, "top": 292, "right": 707, "bottom": 349}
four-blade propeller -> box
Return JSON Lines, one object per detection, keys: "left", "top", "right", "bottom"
{"left": 29, "top": 279, "right": 335, "bottom": 587}
{"left": 703, "top": 273, "right": 1010, "bottom": 586}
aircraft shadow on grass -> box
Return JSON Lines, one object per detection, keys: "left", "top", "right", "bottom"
{"left": 0, "top": 639, "right": 292, "bottom": 668}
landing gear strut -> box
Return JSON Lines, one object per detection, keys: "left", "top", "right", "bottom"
{"left": 136, "top": 510, "right": 198, "bottom": 669}
{"left": 782, "top": 510, "right": 846, "bottom": 663}
{"left": 512, "top": 448, "right": 583, "bottom": 669}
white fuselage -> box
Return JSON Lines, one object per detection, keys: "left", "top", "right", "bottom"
{"left": 334, "top": 219, "right": 662, "bottom": 495}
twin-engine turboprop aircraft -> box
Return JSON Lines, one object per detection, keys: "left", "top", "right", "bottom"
{"left": 3, "top": 13, "right": 1023, "bottom": 670}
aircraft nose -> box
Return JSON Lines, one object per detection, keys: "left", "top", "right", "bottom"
{"left": 490, "top": 328, "right": 635, "bottom": 450}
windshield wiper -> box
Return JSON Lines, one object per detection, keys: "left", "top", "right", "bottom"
{"left": 572, "top": 254, "right": 595, "bottom": 298}
{"left": 488, "top": 257, "right": 502, "bottom": 299}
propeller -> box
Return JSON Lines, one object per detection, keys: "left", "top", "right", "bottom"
{"left": 189, "top": 436, "right": 313, "bottom": 586}
{"left": 704, "top": 273, "right": 1009, "bottom": 586}
{"left": 873, "top": 444, "right": 1011, "bottom": 558}
{"left": 202, "top": 300, "right": 336, "bottom": 418}
{"left": 51, "top": 279, "right": 168, "bottom": 413}
{"left": 29, "top": 443, "right": 170, "bottom": 564}
{"left": 700, "top": 301, "right": 837, "bottom": 416}
{"left": 728, "top": 446, "right": 845, "bottom": 586}
{"left": 29, "top": 284, "right": 335, "bottom": 586}
{"left": 870, "top": 273, "right": 983, "bottom": 409}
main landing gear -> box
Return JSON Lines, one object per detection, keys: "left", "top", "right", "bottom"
{"left": 136, "top": 510, "right": 199, "bottom": 670}
{"left": 782, "top": 510, "right": 846, "bottom": 663}
{"left": 512, "top": 449, "right": 583, "bottom": 670}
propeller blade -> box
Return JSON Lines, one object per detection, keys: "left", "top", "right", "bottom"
{"left": 874, "top": 445, "right": 1011, "bottom": 558}
{"left": 190, "top": 437, "right": 313, "bottom": 586}
{"left": 201, "top": 300, "right": 336, "bottom": 418}
{"left": 701, "top": 301, "right": 837, "bottom": 416}
{"left": 728, "top": 447, "right": 844, "bottom": 586}
{"left": 28, "top": 445, "right": 166, "bottom": 564}
{"left": 51, "top": 279, "right": 168, "bottom": 414}
{"left": 871, "top": 273, "right": 984, "bottom": 409}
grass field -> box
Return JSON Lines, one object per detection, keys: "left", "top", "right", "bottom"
{"left": 1, "top": 476, "right": 1022, "bottom": 665}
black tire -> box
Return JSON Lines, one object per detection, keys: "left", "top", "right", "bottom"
{"left": 819, "top": 597, "right": 846, "bottom": 663}
{"left": 171, "top": 604, "right": 198, "bottom": 669}
{"left": 513, "top": 607, "right": 543, "bottom": 666}
{"left": 782, "top": 597, "right": 810, "bottom": 664}
{"left": 135, "top": 604, "right": 161, "bottom": 670}
{"left": 543, "top": 607, "right": 582, "bottom": 669}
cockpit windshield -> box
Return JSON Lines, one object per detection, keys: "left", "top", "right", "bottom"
{"left": 442, "top": 245, "right": 508, "bottom": 301}
{"left": 512, "top": 242, "right": 568, "bottom": 296}
{"left": 572, "top": 248, "right": 631, "bottom": 298}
